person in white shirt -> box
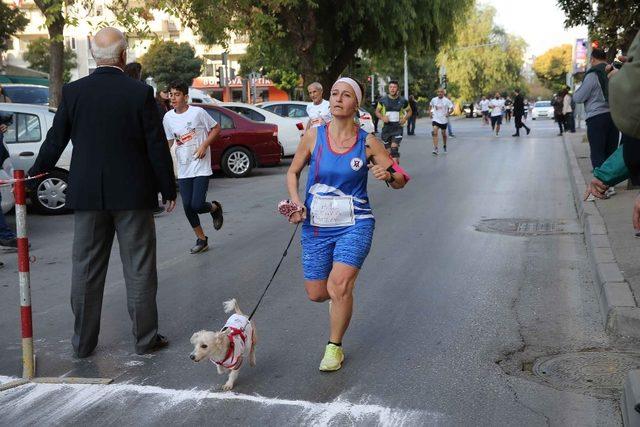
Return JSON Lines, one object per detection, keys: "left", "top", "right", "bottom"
{"left": 163, "top": 80, "right": 224, "bottom": 254}
{"left": 430, "top": 88, "right": 454, "bottom": 155}
{"left": 489, "top": 92, "right": 506, "bottom": 136}
{"left": 480, "top": 96, "right": 491, "bottom": 125}
{"left": 306, "top": 82, "right": 332, "bottom": 130}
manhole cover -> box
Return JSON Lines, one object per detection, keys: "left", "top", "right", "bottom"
{"left": 533, "top": 351, "right": 640, "bottom": 397}
{"left": 475, "top": 218, "right": 581, "bottom": 236}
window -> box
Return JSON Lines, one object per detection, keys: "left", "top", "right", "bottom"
{"left": 263, "top": 104, "right": 285, "bottom": 117}
{"left": 2, "top": 113, "right": 42, "bottom": 144}
{"left": 228, "top": 107, "right": 265, "bottom": 122}
{"left": 287, "top": 105, "right": 308, "bottom": 118}
{"left": 205, "top": 109, "right": 235, "bottom": 129}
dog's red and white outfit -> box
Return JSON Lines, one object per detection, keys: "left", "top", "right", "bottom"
{"left": 211, "top": 314, "right": 253, "bottom": 370}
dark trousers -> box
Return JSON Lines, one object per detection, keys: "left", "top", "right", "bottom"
{"left": 556, "top": 115, "right": 565, "bottom": 134}
{"left": 514, "top": 114, "right": 529, "bottom": 135}
{"left": 586, "top": 112, "right": 620, "bottom": 169}
{"left": 372, "top": 115, "right": 379, "bottom": 133}
{"left": 564, "top": 113, "right": 575, "bottom": 132}
{"left": 178, "top": 176, "right": 211, "bottom": 228}
{"left": 407, "top": 115, "right": 416, "bottom": 135}
{"left": 72, "top": 210, "right": 158, "bottom": 356}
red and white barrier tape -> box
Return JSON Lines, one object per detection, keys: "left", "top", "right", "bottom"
{"left": 0, "top": 173, "right": 47, "bottom": 187}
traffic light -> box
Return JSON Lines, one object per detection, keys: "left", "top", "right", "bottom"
{"left": 367, "top": 75, "right": 372, "bottom": 83}
{"left": 592, "top": 40, "right": 600, "bottom": 49}
{"left": 216, "top": 66, "right": 224, "bottom": 86}
{"left": 230, "top": 68, "right": 236, "bottom": 80}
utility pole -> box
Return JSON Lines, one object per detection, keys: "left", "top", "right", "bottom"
{"left": 403, "top": 46, "right": 409, "bottom": 99}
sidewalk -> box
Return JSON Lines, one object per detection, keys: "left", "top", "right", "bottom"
{"left": 564, "top": 131, "right": 640, "bottom": 338}
{"left": 564, "top": 131, "right": 640, "bottom": 425}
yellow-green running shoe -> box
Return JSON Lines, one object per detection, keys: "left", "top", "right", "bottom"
{"left": 319, "top": 343, "right": 344, "bottom": 371}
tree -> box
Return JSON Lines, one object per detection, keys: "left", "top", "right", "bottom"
{"left": 160, "top": 0, "right": 471, "bottom": 95}
{"left": 557, "top": 0, "right": 639, "bottom": 58}
{"left": 531, "top": 44, "right": 572, "bottom": 93}
{"left": 0, "top": 2, "right": 28, "bottom": 55}
{"left": 33, "top": 0, "right": 67, "bottom": 107}
{"left": 23, "top": 38, "right": 77, "bottom": 83}
{"left": 436, "top": 5, "right": 527, "bottom": 102}
{"left": 139, "top": 40, "right": 203, "bottom": 90}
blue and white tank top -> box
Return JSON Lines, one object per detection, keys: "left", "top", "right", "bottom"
{"left": 303, "top": 125, "right": 374, "bottom": 236}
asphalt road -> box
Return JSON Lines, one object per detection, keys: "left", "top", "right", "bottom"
{"left": 0, "top": 117, "right": 624, "bottom": 426}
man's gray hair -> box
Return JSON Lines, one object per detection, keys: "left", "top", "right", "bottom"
{"left": 308, "top": 82, "right": 323, "bottom": 91}
{"left": 91, "top": 31, "right": 127, "bottom": 64}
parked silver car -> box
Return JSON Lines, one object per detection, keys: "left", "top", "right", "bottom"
{"left": 0, "top": 103, "right": 72, "bottom": 214}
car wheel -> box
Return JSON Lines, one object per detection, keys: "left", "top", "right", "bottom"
{"left": 221, "top": 147, "right": 253, "bottom": 178}
{"left": 31, "top": 170, "right": 71, "bottom": 215}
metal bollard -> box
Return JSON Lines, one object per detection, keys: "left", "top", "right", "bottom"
{"left": 13, "top": 169, "right": 34, "bottom": 379}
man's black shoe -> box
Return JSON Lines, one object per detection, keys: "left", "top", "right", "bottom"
{"left": 136, "top": 334, "right": 169, "bottom": 355}
{"left": 211, "top": 201, "right": 224, "bottom": 230}
{"left": 0, "top": 237, "right": 17, "bottom": 248}
{"left": 512, "top": 134, "right": 519, "bottom": 137}
{"left": 526, "top": 128, "right": 531, "bottom": 135}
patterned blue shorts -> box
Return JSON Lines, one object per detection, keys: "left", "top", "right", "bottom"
{"left": 301, "top": 221, "right": 375, "bottom": 281}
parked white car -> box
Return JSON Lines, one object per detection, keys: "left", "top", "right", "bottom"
{"left": 257, "top": 100, "right": 375, "bottom": 134}
{"left": 189, "top": 88, "right": 218, "bottom": 104}
{"left": 0, "top": 103, "right": 72, "bottom": 214}
{"left": 531, "top": 101, "right": 554, "bottom": 120}
{"left": 0, "top": 169, "right": 13, "bottom": 214}
{"left": 219, "top": 102, "right": 304, "bottom": 156}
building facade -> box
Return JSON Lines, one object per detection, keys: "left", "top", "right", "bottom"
{"left": 2, "top": 0, "right": 288, "bottom": 102}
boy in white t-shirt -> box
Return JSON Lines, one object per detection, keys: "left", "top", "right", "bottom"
{"left": 489, "top": 92, "right": 506, "bottom": 136}
{"left": 163, "top": 81, "right": 224, "bottom": 254}
{"left": 305, "top": 82, "right": 332, "bottom": 129}
{"left": 429, "top": 88, "right": 454, "bottom": 155}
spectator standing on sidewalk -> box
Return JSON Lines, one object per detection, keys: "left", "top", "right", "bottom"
{"left": 552, "top": 92, "right": 565, "bottom": 136}
{"left": 445, "top": 92, "right": 456, "bottom": 138}
{"left": 124, "top": 62, "right": 143, "bottom": 81}
{"left": 573, "top": 48, "right": 619, "bottom": 170}
{"left": 407, "top": 95, "right": 418, "bottom": 135}
{"left": 0, "top": 84, "right": 12, "bottom": 103}
{"left": 28, "top": 27, "right": 178, "bottom": 357}
{"left": 0, "top": 123, "right": 17, "bottom": 256}
{"left": 512, "top": 89, "right": 531, "bottom": 137}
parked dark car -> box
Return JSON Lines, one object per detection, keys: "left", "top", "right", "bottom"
{"left": 191, "top": 104, "right": 282, "bottom": 178}
{"left": 1, "top": 84, "right": 49, "bottom": 105}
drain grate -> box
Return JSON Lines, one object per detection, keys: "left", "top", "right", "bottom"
{"left": 532, "top": 351, "right": 640, "bottom": 397}
{"left": 475, "top": 218, "right": 581, "bottom": 236}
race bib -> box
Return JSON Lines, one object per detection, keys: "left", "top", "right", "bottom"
{"left": 310, "top": 195, "right": 355, "bottom": 227}
{"left": 176, "top": 143, "right": 196, "bottom": 165}
{"left": 386, "top": 111, "right": 400, "bottom": 122}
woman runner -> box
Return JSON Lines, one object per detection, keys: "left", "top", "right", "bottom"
{"left": 286, "top": 77, "right": 407, "bottom": 371}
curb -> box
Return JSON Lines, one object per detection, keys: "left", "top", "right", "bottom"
{"left": 561, "top": 135, "right": 640, "bottom": 338}
{"left": 623, "top": 370, "right": 640, "bottom": 427}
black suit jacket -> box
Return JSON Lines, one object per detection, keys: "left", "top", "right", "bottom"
{"left": 30, "top": 67, "right": 176, "bottom": 210}
{"left": 513, "top": 94, "right": 525, "bottom": 116}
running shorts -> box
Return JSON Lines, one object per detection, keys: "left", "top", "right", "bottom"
{"left": 432, "top": 121, "right": 447, "bottom": 130}
{"left": 380, "top": 125, "right": 403, "bottom": 148}
{"left": 301, "top": 220, "right": 374, "bottom": 280}
{"left": 490, "top": 115, "right": 503, "bottom": 126}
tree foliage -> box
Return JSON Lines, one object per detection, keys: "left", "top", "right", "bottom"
{"left": 139, "top": 40, "right": 203, "bottom": 90}
{"left": 0, "top": 2, "right": 28, "bottom": 53}
{"left": 557, "top": 0, "right": 639, "bottom": 56}
{"left": 531, "top": 44, "right": 572, "bottom": 93}
{"left": 159, "top": 0, "right": 471, "bottom": 94}
{"left": 23, "top": 38, "right": 77, "bottom": 83}
{"left": 437, "top": 5, "right": 526, "bottom": 101}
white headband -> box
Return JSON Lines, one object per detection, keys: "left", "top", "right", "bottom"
{"left": 332, "top": 77, "right": 362, "bottom": 106}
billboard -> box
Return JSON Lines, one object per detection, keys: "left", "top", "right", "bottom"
{"left": 574, "top": 38, "right": 588, "bottom": 73}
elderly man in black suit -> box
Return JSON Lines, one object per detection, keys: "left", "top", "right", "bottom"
{"left": 29, "top": 27, "right": 177, "bottom": 357}
{"left": 512, "top": 88, "right": 531, "bottom": 137}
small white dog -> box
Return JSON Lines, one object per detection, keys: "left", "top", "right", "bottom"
{"left": 189, "top": 298, "right": 257, "bottom": 391}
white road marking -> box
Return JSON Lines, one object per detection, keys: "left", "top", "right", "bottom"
{"left": 0, "top": 375, "right": 444, "bottom": 426}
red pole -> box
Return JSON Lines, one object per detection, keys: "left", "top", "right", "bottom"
{"left": 13, "top": 170, "right": 34, "bottom": 379}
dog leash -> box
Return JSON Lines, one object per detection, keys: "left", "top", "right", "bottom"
{"left": 248, "top": 223, "right": 300, "bottom": 321}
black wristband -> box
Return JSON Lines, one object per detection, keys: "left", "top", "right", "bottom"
{"left": 386, "top": 172, "right": 395, "bottom": 183}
